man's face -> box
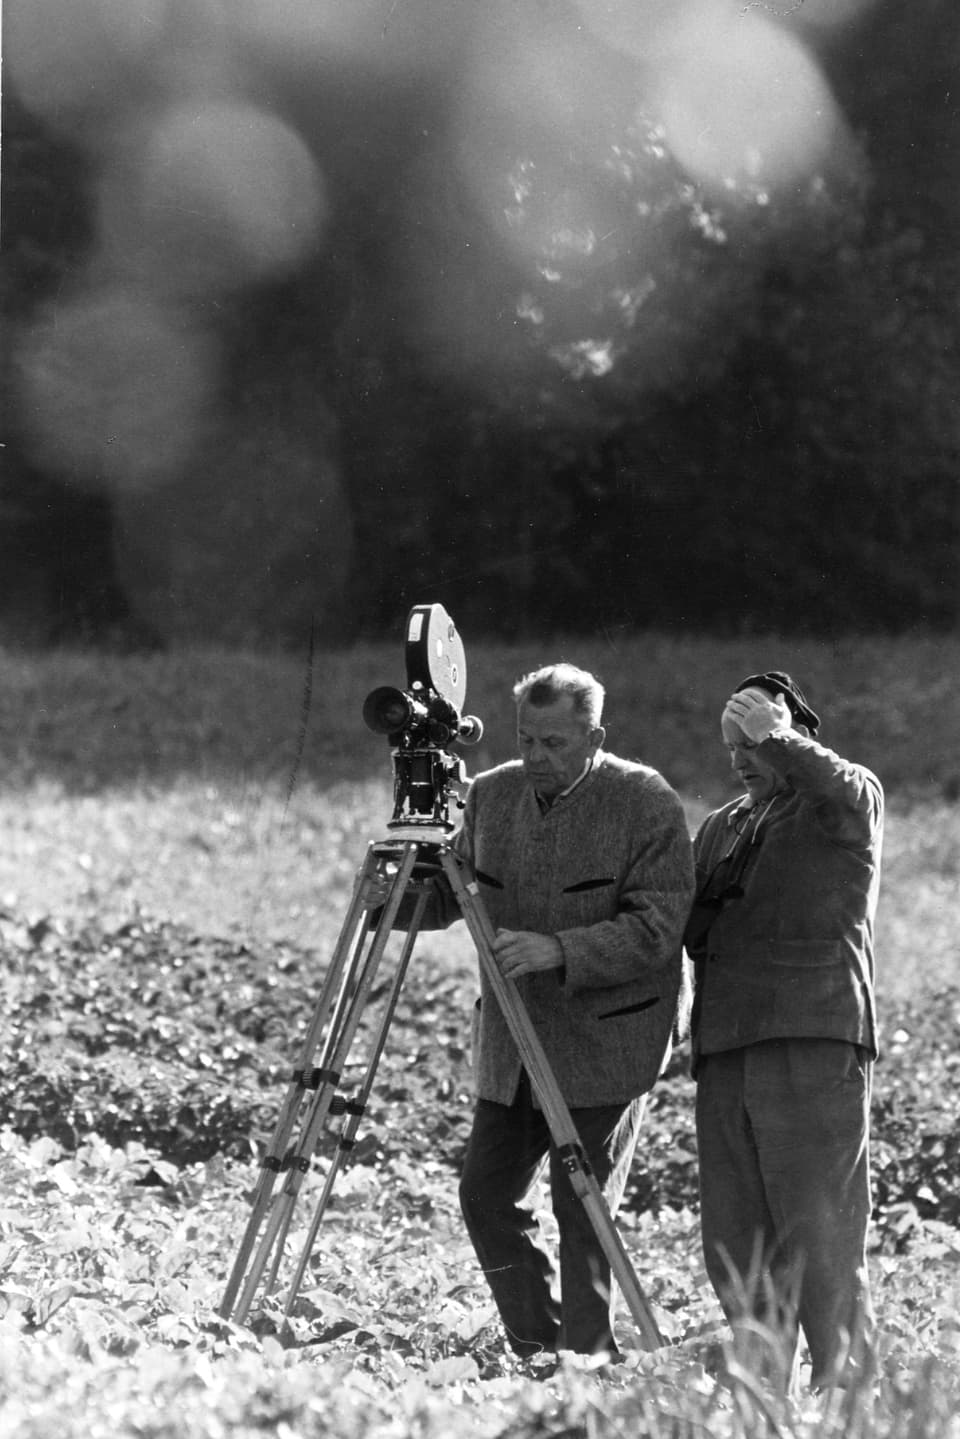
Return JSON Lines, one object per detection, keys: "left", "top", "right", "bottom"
{"left": 720, "top": 709, "right": 787, "bottom": 802}
{"left": 517, "top": 695, "right": 603, "bottom": 799}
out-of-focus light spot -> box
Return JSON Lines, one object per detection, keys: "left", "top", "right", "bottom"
{"left": 572, "top": 0, "right": 740, "bottom": 65}
{"left": 454, "top": 11, "right": 640, "bottom": 274}
{"left": 6, "top": 0, "right": 171, "bottom": 122}
{"left": 112, "top": 410, "right": 352, "bottom": 645}
{"left": 231, "top": 0, "right": 470, "bottom": 77}
{"left": 385, "top": 148, "right": 538, "bottom": 387}
{"left": 498, "top": 156, "right": 624, "bottom": 273}
{"left": 97, "top": 102, "right": 327, "bottom": 293}
{"left": 15, "top": 289, "right": 218, "bottom": 494}
{"left": 651, "top": 15, "right": 842, "bottom": 195}
{"left": 463, "top": 3, "right": 636, "bottom": 151}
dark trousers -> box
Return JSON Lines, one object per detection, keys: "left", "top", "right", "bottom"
{"left": 696, "top": 1039, "right": 874, "bottom": 1389}
{"left": 459, "top": 1071, "right": 646, "bottom": 1357}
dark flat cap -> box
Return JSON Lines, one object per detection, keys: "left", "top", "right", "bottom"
{"left": 735, "top": 671, "right": 820, "bottom": 734}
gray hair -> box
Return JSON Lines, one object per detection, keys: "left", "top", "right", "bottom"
{"left": 512, "top": 664, "right": 605, "bottom": 728}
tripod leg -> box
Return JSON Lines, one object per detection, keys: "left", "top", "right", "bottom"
{"left": 282, "top": 881, "right": 433, "bottom": 1315}
{"left": 219, "top": 844, "right": 383, "bottom": 1320}
{"left": 230, "top": 841, "right": 423, "bottom": 1323}
{"left": 439, "top": 848, "right": 665, "bottom": 1352}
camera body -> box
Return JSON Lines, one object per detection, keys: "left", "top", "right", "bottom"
{"left": 363, "top": 604, "right": 483, "bottom": 832}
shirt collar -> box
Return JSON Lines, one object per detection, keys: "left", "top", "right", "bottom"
{"left": 535, "top": 755, "right": 596, "bottom": 813}
{"left": 727, "top": 798, "right": 754, "bottom": 827}
{"left": 726, "top": 792, "right": 784, "bottom": 832}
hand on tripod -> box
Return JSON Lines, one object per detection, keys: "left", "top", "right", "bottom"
{"left": 360, "top": 865, "right": 395, "bottom": 911}
{"left": 492, "top": 929, "right": 564, "bottom": 979}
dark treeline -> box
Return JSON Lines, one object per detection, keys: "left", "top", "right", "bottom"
{"left": 1, "top": 0, "right": 958, "bottom": 647}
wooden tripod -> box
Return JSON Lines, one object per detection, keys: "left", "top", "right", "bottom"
{"left": 218, "top": 832, "right": 664, "bottom": 1351}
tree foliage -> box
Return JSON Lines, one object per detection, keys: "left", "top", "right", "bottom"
{"left": 1, "top": 2, "right": 958, "bottom": 643}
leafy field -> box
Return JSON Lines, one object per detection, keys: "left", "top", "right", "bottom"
{"left": 1, "top": 637, "right": 959, "bottom": 1437}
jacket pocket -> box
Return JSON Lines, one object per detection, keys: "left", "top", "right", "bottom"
{"left": 597, "top": 996, "right": 660, "bottom": 1021}
{"left": 767, "top": 938, "right": 845, "bottom": 969}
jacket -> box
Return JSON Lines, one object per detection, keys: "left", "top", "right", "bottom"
{"left": 446, "top": 751, "right": 695, "bottom": 1107}
{"left": 687, "top": 731, "right": 883, "bottom": 1072}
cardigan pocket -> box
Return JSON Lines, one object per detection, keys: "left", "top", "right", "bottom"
{"left": 475, "top": 870, "right": 504, "bottom": 889}
{"left": 597, "top": 996, "right": 660, "bottom": 1021}
{"left": 562, "top": 877, "right": 615, "bottom": 893}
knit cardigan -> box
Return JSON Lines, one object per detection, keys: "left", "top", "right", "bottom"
{"left": 436, "top": 751, "right": 695, "bottom": 1108}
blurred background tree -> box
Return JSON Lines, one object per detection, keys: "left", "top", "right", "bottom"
{"left": 1, "top": 0, "right": 957, "bottom": 646}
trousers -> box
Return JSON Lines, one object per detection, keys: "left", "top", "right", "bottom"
{"left": 459, "top": 1070, "right": 646, "bottom": 1357}
{"left": 696, "top": 1038, "right": 874, "bottom": 1388}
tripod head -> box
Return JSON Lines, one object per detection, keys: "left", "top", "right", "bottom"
{"left": 363, "top": 603, "right": 484, "bottom": 834}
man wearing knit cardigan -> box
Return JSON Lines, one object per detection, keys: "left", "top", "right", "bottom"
{"left": 440, "top": 663, "right": 694, "bottom": 1363}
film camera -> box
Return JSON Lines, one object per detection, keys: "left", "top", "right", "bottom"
{"left": 363, "top": 604, "right": 484, "bottom": 832}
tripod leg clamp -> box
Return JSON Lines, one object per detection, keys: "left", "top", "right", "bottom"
{"left": 292, "top": 1065, "right": 340, "bottom": 1089}
{"left": 557, "top": 1142, "right": 593, "bottom": 1178}
{"left": 262, "top": 1147, "right": 304, "bottom": 1174}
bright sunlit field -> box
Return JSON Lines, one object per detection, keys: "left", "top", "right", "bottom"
{"left": 0, "top": 633, "right": 954, "bottom": 995}
{"left": 0, "top": 635, "right": 958, "bottom": 1439}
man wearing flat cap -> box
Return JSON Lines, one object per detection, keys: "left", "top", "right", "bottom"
{"left": 685, "top": 672, "right": 883, "bottom": 1393}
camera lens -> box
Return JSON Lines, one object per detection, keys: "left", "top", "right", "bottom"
{"left": 363, "top": 686, "right": 413, "bottom": 735}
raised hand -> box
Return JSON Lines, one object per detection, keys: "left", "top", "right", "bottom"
{"left": 722, "top": 688, "right": 793, "bottom": 743}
